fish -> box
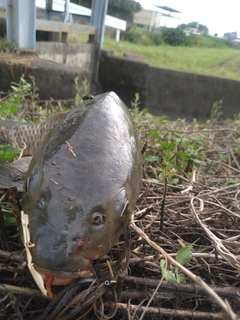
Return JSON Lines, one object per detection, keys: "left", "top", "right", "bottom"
{"left": 20, "top": 91, "right": 142, "bottom": 296}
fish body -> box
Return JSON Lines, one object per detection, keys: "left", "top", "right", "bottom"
{"left": 21, "top": 92, "right": 142, "bottom": 285}
{"left": 1, "top": 116, "right": 63, "bottom": 156}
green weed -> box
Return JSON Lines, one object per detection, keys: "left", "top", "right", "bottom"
{"left": 160, "top": 241, "right": 197, "bottom": 284}
{"left": 0, "top": 145, "right": 21, "bottom": 162}
{"left": 210, "top": 100, "right": 223, "bottom": 121}
{"left": 2, "top": 204, "right": 16, "bottom": 226}
{"left": 74, "top": 76, "right": 89, "bottom": 105}
{"left": 0, "top": 75, "right": 89, "bottom": 122}
{"left": 144, "top": 127, "right": 209, "bottom": 184}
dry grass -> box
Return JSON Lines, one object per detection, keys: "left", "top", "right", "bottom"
{"left": 0, "top": 110, "right": 240, "bottom": 319}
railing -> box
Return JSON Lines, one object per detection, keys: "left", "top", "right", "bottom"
{"left": 0, "top": 0, "right": 126, "bottom": 33}
{"left": 36, "top": 19, "right": 97, "bottom": 39}
{"left": 1, "top": 0, "right": 125, "bottom": 48}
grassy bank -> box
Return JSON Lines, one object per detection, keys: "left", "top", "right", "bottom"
{"left": 103, "top": 37, "right": 240, "bottom": 81}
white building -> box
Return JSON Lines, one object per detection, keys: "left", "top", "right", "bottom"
{"left": 134, "top": 9, "right": 162, "bottom": 30}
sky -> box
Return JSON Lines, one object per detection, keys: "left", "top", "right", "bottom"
{"left": 136, "top": 0, "right": 240, "bottom": 38}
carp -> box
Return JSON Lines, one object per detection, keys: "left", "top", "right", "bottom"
{"left": 18, "top": 92, "right": 142, "bottom": 296}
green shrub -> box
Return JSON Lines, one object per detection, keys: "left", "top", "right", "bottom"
{"left": 121, "top": 26, "right": 165, "bottom": 46}
{"left": 185, "top": 34, "right": 234, "bottom": 48}
{"left": 121, "top": 26, "right": 154, "bottom": 45}
{"left": 148, "top": 31, "right": 164, "bottom": 46}
{"left": 161, "top": 27, "right": 186, "bottom": 46}
{"left": 0, "top": 37, "right": 18, "bottom": 53}
{"left": 120, "top": 25, "right": 238, "bottom": 49}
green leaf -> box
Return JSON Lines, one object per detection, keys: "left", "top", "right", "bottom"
{"left": 145, "top": 155, "right": 159, "bottom": 162}
{"left": 192, "top": 158, "right": 202, "bottom": 164}
{"left": 146, "top": 178, "right": 160, "bottom": 184}
{"left": 160, "top": 259, "right": 166, "bottom": 270}
{"left": 0, "top": 145, "right": 21, "bottom": 162}
{"left": 181, "top": 138, "right": 190, "bottom": 147}
{"left": 177, "top": 273, "right": 186, "bottom": 284}
{"left": 163, "top": 270, "right": 178, "bottom": 282}
{"left": 158, "top": 141, "right": 176, "bottom": 149}
{"left": 4, "top": 212, "right": 16, "bottom": 226}
{"left": 160, "top": 259, "right": 177, "bottom": 282}
{"left": 160, "top": 259, "right": 185, "bottom": 283}
{"left": 148, "top": 130, "right": 159, "bottom": 137}
{"left": 158, "top": 172, "right": 164, "bottom": 182}
{"left": 176, "top": 151, "right": 190, "bottom": 159}
{"left": 168, "top": 178, "right": 179, "bottom": 185}
{"left": 176, "top": 245, "right": 193, "bottom": 265}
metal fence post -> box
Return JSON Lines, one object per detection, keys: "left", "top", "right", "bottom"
{"left": 90, "top": 0, "right": 108, "bottom": 48}
{"left": 45, "top": 0, "right": 53, "bottom": 20}
{"left": 6, "top": 0, "right": 36, "bottom": 50}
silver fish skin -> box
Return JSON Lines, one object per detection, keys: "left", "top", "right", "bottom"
{"left": 21, "top": 91, "right": 142, "bottom": 282}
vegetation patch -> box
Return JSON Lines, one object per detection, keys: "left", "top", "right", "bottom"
{"left": 103, "top": 36, "right": 240, "bottom": 80}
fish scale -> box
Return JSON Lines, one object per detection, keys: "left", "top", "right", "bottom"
{"left": 1, "top": 118, "right": 62, "bottom": 156}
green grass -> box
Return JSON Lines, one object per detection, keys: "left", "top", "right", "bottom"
{"left": 103, "top": 37, "right": 240, "bottom": 81}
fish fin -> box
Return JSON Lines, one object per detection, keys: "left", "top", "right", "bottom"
{"left": 43, "top": 112, "right": 67, "bottom": 123}
{"left": 0, "top": 157, "right": 30, "bottom": 191}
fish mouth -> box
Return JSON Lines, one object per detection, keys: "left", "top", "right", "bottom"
{"left": 33, "top": 264, "right": 93, "bottom": 284}
{"left": 32, "top": 264, "right": 94, "bottom": 298}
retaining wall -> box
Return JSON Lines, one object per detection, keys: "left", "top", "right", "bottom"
{"left": 99, "top": 51, "right": 240, "bottom": 120}
{"left": 0, "top": 54, "right": 91, "bottom": 102}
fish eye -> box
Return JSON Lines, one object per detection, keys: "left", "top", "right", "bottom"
{"left": 91, "top": 212, "right": 106, "bottom": 230}
{"left": 115, "top": 188, "right": 128, "bottom": 216}
{"left": 35, "top": 197, "right": 46, "bottom": 211}
{"left": 25, "top": 169, "right": 39, "bottom": 194}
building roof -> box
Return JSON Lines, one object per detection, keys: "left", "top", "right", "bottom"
{"left": 155, "top": 6, "right": 181, "bottom": 14}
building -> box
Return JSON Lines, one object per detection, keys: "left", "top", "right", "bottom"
{"left": 134, "top": 9, "right": 162, "bottom": 30}
{"left": 134, "top": 5, "right": 181, "bottom": 31}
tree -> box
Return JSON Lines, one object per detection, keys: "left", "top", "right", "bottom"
{"left": 178, "top": 22, "right": 209, "bottom": 35}
{"left": 71, "top": 0, "right": 142, "bottom": 24}
{"left": 161, "top": 28, "right": 186, "bottom": 46}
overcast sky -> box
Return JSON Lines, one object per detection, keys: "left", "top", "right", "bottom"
{"left": 136, "top": 0, "right": 240, "bottom": 37}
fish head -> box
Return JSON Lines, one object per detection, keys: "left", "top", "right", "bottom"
{"left": 22, "top": 167, "right": 130, "bottom": 282}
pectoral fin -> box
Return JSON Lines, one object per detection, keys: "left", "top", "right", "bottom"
{"left": 0, "top": 157, "right": 31, "bottom": 190}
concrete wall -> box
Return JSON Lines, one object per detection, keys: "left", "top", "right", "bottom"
{"left": 0, "top": 15, "right": 100, "bottom": 95}
{"left": 99, "top": 51, "right": 240, "bottom": 120}
{"left": 0, "top": 42, "right": 99, "bottom": 102}
{"left": 0, "top": 55, "right": 91, "bottom": 102}
{"left": 98, "top": 51, "right": 149, "bottom": 110}
{"left": 36, "top": 42, "right": 99, "bottom": 91}
{"left": 0, "top": 40, "right": 239, "bottom": 121}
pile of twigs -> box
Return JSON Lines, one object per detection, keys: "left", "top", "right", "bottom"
{"left": 0, "top": 113, "right": 240, "bottom": 319}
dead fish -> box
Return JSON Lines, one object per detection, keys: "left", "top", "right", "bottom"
{"left": 20, "top": 92, "right": 142, "bottom": 296}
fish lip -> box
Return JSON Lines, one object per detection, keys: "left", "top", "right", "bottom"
{"left": 33, "top": 264, "right": 92, "bottom": 279}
